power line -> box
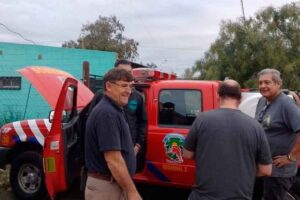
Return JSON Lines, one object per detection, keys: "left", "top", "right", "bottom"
{"left": 139, "top": 44, "right": 202, "bottom": 51}
{"left": 0, "top": 22, "right": 36, "bottom": 45}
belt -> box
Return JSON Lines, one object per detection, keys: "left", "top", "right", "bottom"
{"left": 88, "top": 172, "right": 114, "bottom": 182}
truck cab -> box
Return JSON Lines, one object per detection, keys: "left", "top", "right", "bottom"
{"left": 132, "top": 69, "right": 220, "bottom": 187}
{"left": 42, "top": 68, "right": 221, "bottom": 198}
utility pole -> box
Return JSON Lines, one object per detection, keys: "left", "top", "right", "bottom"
{"left": 240, "top": 0, "right": 246, "bottom": 22}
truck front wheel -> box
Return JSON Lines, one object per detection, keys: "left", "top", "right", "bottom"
{"left": 10, "top": 151, "right": 47, "bottom": 200}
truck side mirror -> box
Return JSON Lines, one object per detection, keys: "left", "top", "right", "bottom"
{"left": 48, "top": 110, "right": 67, "bottom": 123}
{"left": 49, "top": 110, "right": 55, "bottom": 123}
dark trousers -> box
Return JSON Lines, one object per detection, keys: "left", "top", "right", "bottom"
{"left": 253, "top": 177, "right": 295, "bottom": 200}
{"left": 252, "top": 178, "right": 263, "bottom": 200}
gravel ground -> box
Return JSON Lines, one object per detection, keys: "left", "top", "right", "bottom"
{"left": 0, "top": 167, "right": 10, "bottom": 189}
{"left": 0, "top": 167, "right": 17, "bottom": 200}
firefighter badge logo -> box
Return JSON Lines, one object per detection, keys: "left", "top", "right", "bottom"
{"left": 163, "top": 133, "right": 185, "bottom": 163}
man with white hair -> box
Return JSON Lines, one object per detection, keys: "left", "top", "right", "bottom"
{"left": 254, "top": 68, "right": 300, "bottom": 200}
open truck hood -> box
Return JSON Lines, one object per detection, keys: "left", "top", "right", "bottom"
{"left": 18, "top": 66, "right": 94, "bottom": 109}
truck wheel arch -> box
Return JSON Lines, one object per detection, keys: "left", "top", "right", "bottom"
{"left": 7, "top": 143, "right": 43, "bottom": 164}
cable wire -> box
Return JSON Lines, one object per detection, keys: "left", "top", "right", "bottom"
{"left": 0, "top": 22, "right": 36, "bottom": 45}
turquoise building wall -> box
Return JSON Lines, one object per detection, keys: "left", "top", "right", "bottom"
{"left": 0, "top": 42, "right": 116, "bottom": 125}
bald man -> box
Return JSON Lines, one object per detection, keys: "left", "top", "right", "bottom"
{"left": 183, "top": 80, "right": 272, "bottom": 200}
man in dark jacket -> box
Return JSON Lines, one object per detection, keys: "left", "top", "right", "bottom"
{"left": 88, "top": 60, "right": 147, "bottom": 156}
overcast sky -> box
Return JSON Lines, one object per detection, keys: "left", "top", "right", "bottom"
{"left": 0, "top": 0, "right": 296, "bottom": 75}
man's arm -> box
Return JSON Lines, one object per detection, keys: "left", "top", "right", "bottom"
{"left": 183, "top": 119, "right": 199, "bottom": 160}
{"left": 273, "top": 132, "right": 300, "bottom": 168}
{"left": 275, "top": 99, "right": 300, "bottom": 167}
{"left": 288, "top": 132, "right": 300, "bottom": 161}
{"left": 183, "top": 147, "right": 195, "bottom": 160}
{"left": 255, "top": 125, "right": 272, "bottom": 174}
{"left": 104, "top": 151, "right": 142, "bottom": 200}
{"left": 256, "top": 164, "right": 272, "bottom": 177}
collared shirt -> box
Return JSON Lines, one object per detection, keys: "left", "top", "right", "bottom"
{"left": 87, "top": 88, "right": 147, "bottom": 147}
{"left": 85, "top": 95, "right": 136, "bottom": 176}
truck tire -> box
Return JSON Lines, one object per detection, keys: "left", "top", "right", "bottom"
{"left": 10, "top": 151, "right": 48, "bottom": 200}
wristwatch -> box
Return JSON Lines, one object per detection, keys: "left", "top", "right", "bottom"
{"left": 287, "top": 154, "right": 297, "bottom": 162}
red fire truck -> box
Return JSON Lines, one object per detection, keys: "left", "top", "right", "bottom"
{"left": 0, "top": 66, "right": 299, "bottom": 199}
{"left": 42, "top": 67, "right": 216, "bottom": 199}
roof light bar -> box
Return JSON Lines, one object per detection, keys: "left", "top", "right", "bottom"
{"left": 132, "top": 68, "right": 176, "bottom": 81}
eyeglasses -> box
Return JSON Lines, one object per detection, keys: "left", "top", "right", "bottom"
{"left": 257, "top": 104, "right": 269, "bottom": 123}
{"left": 110, "top": 82, "right": 134, "bottom": 89}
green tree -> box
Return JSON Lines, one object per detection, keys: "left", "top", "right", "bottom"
{"left": 192, "top": 2, "right": 300, "bottom": 89}
{"left": 183, "top": 63, "right": 200, "bottom": 79}
{"left": 62, "top": 15, "right": 139, "bottom": 60}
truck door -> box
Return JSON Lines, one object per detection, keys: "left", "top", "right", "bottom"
{"left": 43, "top": 77, "right": 82, "bottom": 199}
{"left": 143, "top": 82, "right": 217, "bottom": 187}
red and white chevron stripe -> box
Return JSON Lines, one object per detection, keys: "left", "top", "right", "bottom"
{"left": 10, "top": 119, "right": 51, "bottom": 146}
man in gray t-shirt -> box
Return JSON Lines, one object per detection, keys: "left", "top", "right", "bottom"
{"left": 254, "top": 68, "right": 300, "bottom": 200}
{"left": 183, "top": 80, "right": 272, "bottom": 200}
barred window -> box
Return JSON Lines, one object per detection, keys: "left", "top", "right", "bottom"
{"left": 0, "top": 77, "right": 21, "bottom": 90}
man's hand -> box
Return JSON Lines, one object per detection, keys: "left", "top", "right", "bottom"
{"left": 104, "top": 151, "right": 141, "bottom": 199}
{"left": 272, "top": 155, "right": 292, "bottom": 168}
{"left": 183, "top": 147, "right": 195, "bottom": 160}
{"left": 134, "top": 144, "right": 141, "bottom": 156}
{"left": 127, "top": 191, "right": 143, "bottom": 200}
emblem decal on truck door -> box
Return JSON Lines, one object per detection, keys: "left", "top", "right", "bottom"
{"left": 163, "top": 133, "right": 185, "bottom": 163}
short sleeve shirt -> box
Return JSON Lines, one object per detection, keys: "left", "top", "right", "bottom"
{"left": 184, "top": 108, "right": 271, "bottom": 200}
{"left": 255, "top": 93, "right": 300, "bottom": 177}
{"left": 85, "top": 95, "right": 136, "bottom": 176}
{"left": 87, "top": 89, "right": 147, "bottom": 146}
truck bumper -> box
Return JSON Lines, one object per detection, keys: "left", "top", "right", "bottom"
{"left": 0, "top": 147, "right": 9, "bottom": 169}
